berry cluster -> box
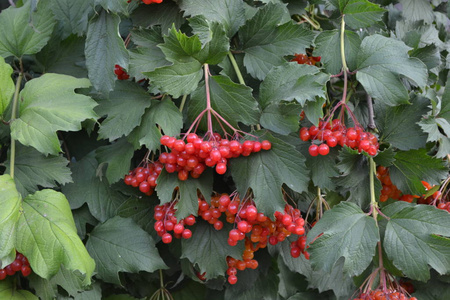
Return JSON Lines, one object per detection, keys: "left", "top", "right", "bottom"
{"left": 353, "top": 289, "right": 416, "bottom": 300}
{"left": 291, "top": 53, "right": 321, "bottom": 65}
{"left": 153, "top": 202, "right": 195, "bottom": 243}
{"left": 376, "top": 166, "right": 416, "bottom": 203}
{"left": 124, "top": 161, "right": 163, "bottom": 196}
{"left": 300, "top": 120, "right": 379, "bottom": 156}
{"left": 159, "top": 133, "right": 271, "bottom": 180}
{"left": 141, "top": 0, "right": 163, "bottom": 4}
{"left": 114, "top": 64, "right": 130, "bottom": 80}
{"left": 0, "top": 252, "right": 31, "bottom": 280}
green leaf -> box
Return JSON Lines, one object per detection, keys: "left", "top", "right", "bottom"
{"left": 0, "top": 1, "right": 56, "bottom": 58}
{"left": 5, "top": 144, "right": 72, "bottom": 197}
{"left": 179, "top": 0, "right": 245, "bottom": 37}
{"left": 155, "top": 169, "right": 213, "bottom": 219}
{"left": 0, "top": 56, "right": 14, "bottom": 118}
{"left": 96, "top": 138, "right": 134, "bottom": 184}
{"left": 72, "top": 205, "right": 98, "bottom": 239}
{"left": 313, "top": 30, "right": 361, "bottom": 74}
{"left": 305, "top": 150, "right": 340, "bottom": 190}
{"left": 231, "top": 132, "right": 309, "bottom": 217}
{"left": 116, "top": 196, "right": 156, "bottom": 236}
{"left": 145, "top": 59, "right": 203, "bottom": 98}
{"left": 398, "top": 0, "right": 434, "bottom": 24}
{"left": 278, "top": 241, "right": 355, "bottom": 298}
{"left": 128, "top": 28, "right": 169, "bottom": 81}
{"left": 86, "top": 216, "right": 167, "bottom": 285}
{"left": 374, "top": 94, "right": 428, "bottom": 150}
{"left": 181, "top": 220, "right": 244, "bottom": 280}
{"left": 188, "top": 75, "right": 260, "bottom": 130}
{"left": 0, "top": 175, "right": 21, "bottom": 258}
{"left": 260, "top": 102, "right": 302, "bottom": 135}
{"left": 306, "top": 202, "right": 379, "bottom": 276}
{"left": 356, "top": 35, "right": 428, "bottom": 106}
{"left": 27, "top": 274, "right": 57, "bottom": 300}
{"left": 0, "top": 279, "right": 38, "bottom": 300}
{"left": 190, "top": 18, "right": 230, "bottom": 65}
{"left": 74, "top": 282, "right": 102, "bottom": 300}
{"left": 96, "top": 81, "right": 152, "bottom": 141}
{"left": 85, "top": 10, "right": 128, "bottom": 94}
{"left": 410, "top": 45, "right": 441, "bottom": 71}
{"left": 259, "top": 62, "right": 329, "bottom": 109}
{"left": 130, "top": 0, "right": 184, "bottom": 34}
{"left": 389, "top": 149, "right": 448, "bottom": 195}
{"left": 341, "top": 0, "right": 385, "bottom": 29}
{"left": 128, "top": 97, "right": 183, "bottom": 151}
{"left": 419, "top": 117, "right": 450, "bottom": 158}
{"left": 37, "top": 36, "right": 88, "bottom": 78}
{"left": 333, "top": 147, "right": 381, "bottom": 208}
{"left": 383, "top": 202, "right": 450, "bottom": 281}
{"left": 50, "top": 266, "right": 86, "bottom": 297}
{"left": 16, "top": 190, "right": 95, "bottom": 285}
{"left": 10, "top": 74, "right": 97, "bottom": 156}
{"left": 50, "top": 0, "right": 92, "bottom": 38}
{"left": 239, "top": 3, "right": 315, "bottom": 80}
{"left": 94, "top": 0, "right": 137, "bottom": 16}
{"left": 62, "top": 152, "right": 128, "bottom": 222}
{"left": 158, "top": 25, "right": 203, "bottom": 63}
{"left": 439, "top": 76, "right": 450, "bottom": 122}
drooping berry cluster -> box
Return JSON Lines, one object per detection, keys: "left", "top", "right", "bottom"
{"left": 114, "top": 64, "right": 130, "bottom": 80}
{"left": 0, "top": 252, "right": 31, "bottom": 280}
{"left": 376, "top": 166, "right": 416, "bottom": 203}
{"left": 300, "top": 119, "right": 379, "bottom": 156}
{"left": 159, "top": 133, "right": 271, "bottom": 180}
{"left": 124, "top": 161, "right": 163, "bottom": 196}
{"left": 291, "top": 53, "right": 321, "bottom": 65}
{"left": 153, "top": 202, "right": 195, "bottom": 243}
{"left": 353, "top": 289, "right": 416, "bottom": 300}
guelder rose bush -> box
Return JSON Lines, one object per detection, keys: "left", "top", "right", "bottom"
{"left": 0, "top": 0, "right": 449, "bottom": 299}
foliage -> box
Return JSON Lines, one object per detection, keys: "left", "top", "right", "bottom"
{"left": 0, "top": 0, "right": 449, "bottom": 299}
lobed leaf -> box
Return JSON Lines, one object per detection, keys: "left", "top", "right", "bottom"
{"left": 383, "top": 202, "right": 450, "bottom": 281}
{"left": 5, "top": 144, "right": 72, "bottom": 197}
{"left": 306, "top": 202, "right": 379, "bottom": 276}
{"left": 16, "top": 190, "right": 95, "bottom": 285}
{"left": 96, "top": 81, "right": 152, "bottom": 141}
{"left": 10, "top": 74, "right": 97, "bottom": 156}
{"left": 341, "top": 0, "right": 386, "bottom": 29}
{"left": 231, "top": 132, "right": 309, "bottom": 218}
{"left": 239, "top": 3, "right": 315, "bottom": 80}
{"left": 0, "top": 279, "right": 38, "bottom": 300}
{"left": 62, "top": 152, "right": 128, "bottom": 222}
{"left": 179, "top": 0, "right": 245, "bottom": 37}
{"left": 85, "top": 10, "right": 128, "bottom": 94}
{"left": 155, "top": 169, "right": 213, "bottom": 219}
{"left": 86, "top": 216, "right": 167, "bottom": 285}
{"left": 0, "top": 1, "right": 56, "bottom": 58}
{"left": 356, "top": 35, "right": 428, "bottom": 106}
{"left": 389, "top": 149, "right": 448, "bottom": 195}
{"left": 95, "top": 138, "right": 134, "bottom": 184}
{"left": 50, "top": 0, "right": 92, "bottom": 39}
{"left": 181, "top": 221, "right": 244, "bottom": 280}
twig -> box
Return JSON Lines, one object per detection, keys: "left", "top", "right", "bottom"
{"left": 367, "top": 95, "right": 376, "bottom": 129}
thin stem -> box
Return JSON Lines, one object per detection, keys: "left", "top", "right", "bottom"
{"left": 179, "top": 94, "right": 187, "bottom": 113}
{"left": 369, "top": 157, "right": 378, "bottom": 222}
{"left": 159, "top": 269, "right": 164, "bottom": 288}
{"left": 316, "top": 187, "right": 321, "bottom": 221}
{"left": 9, "top": 71, "right": 24, "bottom": 179}
{"left": 300, "top": 14, "right": 321, "bottom": 30}
{"left": 227, "top": 52, "right": 245, "bottom": 85}
{"left": 340, "top": 16, "right": 349, "bottom": 73}
{"left": 378, "top": 241, "right": 387, "bottom": 291}
{"left": 204, "top": 64, "right": 214, "bottom": 135}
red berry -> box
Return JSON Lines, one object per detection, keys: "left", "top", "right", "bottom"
{"left": 318, "top": 143, "right": 330, "bottom": 156}
{"left": 162, "top": 233, "right": 172, "bottom": 244}
{"left": 308, "top": 144, "right": 319, "bottom": 156}
{"left": 228, "top": 275, "right": 238, "bottom": 284}
{"left": 216, "top": 163, "right": 227, "bottom": 175}
{"left": 0, "top": 269, "right": 6, "bottom": 280}
{"left": 290, "top": 246, "right": 301, "bottom": 258}
{"left": 11, "top": 260, "right": 22, "bottom": 272}
{"left": 213, "top": 220, "right": 223, "bottom": 230}
{"left": 261, "top": 140, "right": 271, "bottom": 150}
{"left": 21, "top": 265, "right": 31, "bottom": 277}
{"left": 182, "top": 229, "right": 192, "bottom": 239}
